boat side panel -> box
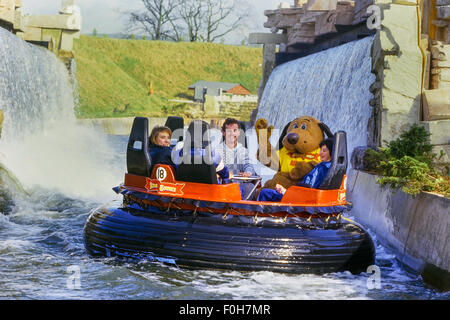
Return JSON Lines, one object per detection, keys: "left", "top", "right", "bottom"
{"left": 84, "top": 207, "right": 375, "bottom": 274}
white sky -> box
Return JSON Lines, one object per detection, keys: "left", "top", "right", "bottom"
{"left": 20, "top": 0, "right": 283, "bottom": 40}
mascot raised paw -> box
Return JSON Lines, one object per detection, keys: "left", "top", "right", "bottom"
{"left": 255, "top": 116, "right": 333, "bottom": 190}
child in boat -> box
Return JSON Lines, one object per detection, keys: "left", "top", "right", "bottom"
{"left": 149, "top": 126, "right": 176, "bottom": 169}
{"left": 257, "top": 138, "right": 334, "bottom": 202}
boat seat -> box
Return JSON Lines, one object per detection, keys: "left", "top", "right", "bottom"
{"left": 318, "top": 131, "right": 347, "bottom": 190}
{"left": 176, "top": 120, "right": 218, "bottom": 184}
{"left": 278, "top": 121, "right": 291, "bottom": 150}
{"left": 127, "top": 117, "right": 152, "bottom": 177}
{"left": 239, "top": 121, "right": 248, "bottom": 148}
{"left": 165, "top": 116, "right": 184, "bottom": 145}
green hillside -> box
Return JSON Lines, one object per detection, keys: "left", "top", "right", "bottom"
{"left": 73, "top": 35, "right": 263, "bottom": 119}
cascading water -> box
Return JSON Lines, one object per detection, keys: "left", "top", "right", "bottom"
{"left": 0, "top": 27, "right": 122, "bottom": 201}
{"left": 257, "top": 36, "right": 376, "bottom": 160}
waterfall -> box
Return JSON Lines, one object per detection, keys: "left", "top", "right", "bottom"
{"left": 257, "top": 36, "right": 375, "bottom": 161}
{"left": 0, "top": 27, "right": 121, "bottom": 200}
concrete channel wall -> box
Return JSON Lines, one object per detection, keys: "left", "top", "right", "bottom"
{"left": 347, "top": 169, "right": 450, "bottom": 291}
{"left": 77, "top": 117, "right": 231, "bottom": 135}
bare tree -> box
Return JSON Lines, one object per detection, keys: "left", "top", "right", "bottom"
{"left": 126, "top": 0, "right": 255, "bottom": 43}
{"left": 177, "top": 0, "right": 205, "bottom": 42}
{"left": 127, "top": 0, "right": 179, "bottom": 40}
{"left": 203, "top": 0, "right": 250, "bottom": 43}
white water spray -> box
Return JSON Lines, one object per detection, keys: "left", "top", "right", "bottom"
{"left": 0, "top": 28, "right": 121, "bottom": 201}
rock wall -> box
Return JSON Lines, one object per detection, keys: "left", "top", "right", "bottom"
{"left": 368, "top": 0, "right": 449, "bottom": 172}
{"left": 0, "top": 0, "right": 22, "bottom": 32}
{"left": 434, "top": 0, "right": 450, "bottom": 43}
{"left": 0, "top": 109, "right": 3, "bottom": 137}
{"left": 77, "top": 117, "right": 236, "bottom": 135}
{"left": 263, "top": 0, "right": 373, "bottom": 48}
{"left": 0, "top": 0, "right": 81, "bottom": 56}
{"left": 18, "top": 1, "right": 81, "bottom": 56}
{"left": 430, "top": 42, "right": 450, "bottom": 89}
{"left": 369, "top": 0, "right": 424, "bottom": 147}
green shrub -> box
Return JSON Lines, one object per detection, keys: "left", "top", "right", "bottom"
{"left": 387, "top": 124, "right": 435, "bottom": 166}
{"left": 367, "top": 125, "right": 449, "bottom": 197}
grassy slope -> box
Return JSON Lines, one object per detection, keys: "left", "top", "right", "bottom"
{"left": 73, "top": 36, "right": 262, "bottom": 118}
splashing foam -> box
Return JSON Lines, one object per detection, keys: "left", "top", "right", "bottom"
{"left": 0, "top": 28, "right": 121, "bottom": 201}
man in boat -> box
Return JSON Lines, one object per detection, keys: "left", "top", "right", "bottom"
{"left": 257, "top": 138, "right": 333, "bottom": 202}
{"left": 215, "top": 118, "right": 257, "bottom": 199}
{"left": 215, "top": 118, "right": 256, "bottom": 177}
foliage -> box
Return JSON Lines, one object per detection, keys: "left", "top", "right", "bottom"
{"left": 386, "top": 123, "right": 434, "bottom": 166}
{"left": 366, "top": 125, "right": 449, "bottom": 197}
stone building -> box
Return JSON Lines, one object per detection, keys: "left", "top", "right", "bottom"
{"left": 188, "top": 81, "right": 252, "bottom": 102}
{"left": 188, "top": 81, "right": 257, "bottom": 119}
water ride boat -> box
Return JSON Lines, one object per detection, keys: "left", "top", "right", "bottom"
{"left": 84, "top": 117, "right": 375, "bottom": 274}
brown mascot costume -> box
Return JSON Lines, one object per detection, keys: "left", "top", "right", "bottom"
{"left": 255, "top": 116, "right": 333, "bottom": 190}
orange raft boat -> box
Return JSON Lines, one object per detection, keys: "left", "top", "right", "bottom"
{"left": 83, "top": 117, "right": 375, "bottom": 274}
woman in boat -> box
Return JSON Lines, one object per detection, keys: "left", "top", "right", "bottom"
{"left": 149, "top": 126, "right": 176, "bottom": 169}
{"left": 257, "top": 138, "right": 334, "bottom": 202}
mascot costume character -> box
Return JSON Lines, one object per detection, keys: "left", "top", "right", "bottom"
{"left": 255, "top": 116, "right": 333, "bottom": 190}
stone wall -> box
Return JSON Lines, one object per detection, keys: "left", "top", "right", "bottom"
{"left": 0, "top": 109, "right": 3, "bottom": 138}
{"left": 0, "top": 0, "right": 23, "bottom": 33}
{"left": 262, "top": 0, "right": 374, "bottom": 48}
{"left": 17, "top": 0, "right": 81, "bottom": 56}
{"left": 347, "top": 169, "right": 450, "bottom": 291}
{"left": 77, "top": 117, "right": 236, "bottom": 135}
{"left": 77, "top": 117, "right": 166, "bottom": 136}
{"left": 204, "top": 94, "right": 258, "bottom": 120}
{"left": 1, "top": 0, "right": 81, "bottom": 56}
{"left": 369, "top": 0, "right": 424, "bottom": 147}
{"left": 430, "top": 42, "right": 450, "bottom": 89}
{"left": 366, "top": 1, "right": 449, "bottom": 171}
{"left": 422, "top": 41, "right": 450, "bottom": 170}
{"left": 434, "top": 0, "right": 450, "bottom": 43}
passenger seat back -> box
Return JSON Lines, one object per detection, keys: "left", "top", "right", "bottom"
{"left": 127, "top": 117, "right": 152, "bottom": 177}
{"left": 319, "top": 131, "right": 347, "bottom": 190}
{"left": 176, "top": 120, "right": 217, "bottom": 184}
{"left": 165, "top": 116, "right": 184, "bottom": 145}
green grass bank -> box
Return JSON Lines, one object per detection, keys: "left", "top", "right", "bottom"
{"left": 73, "top": 35, "right": 263, "bottom": 119}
